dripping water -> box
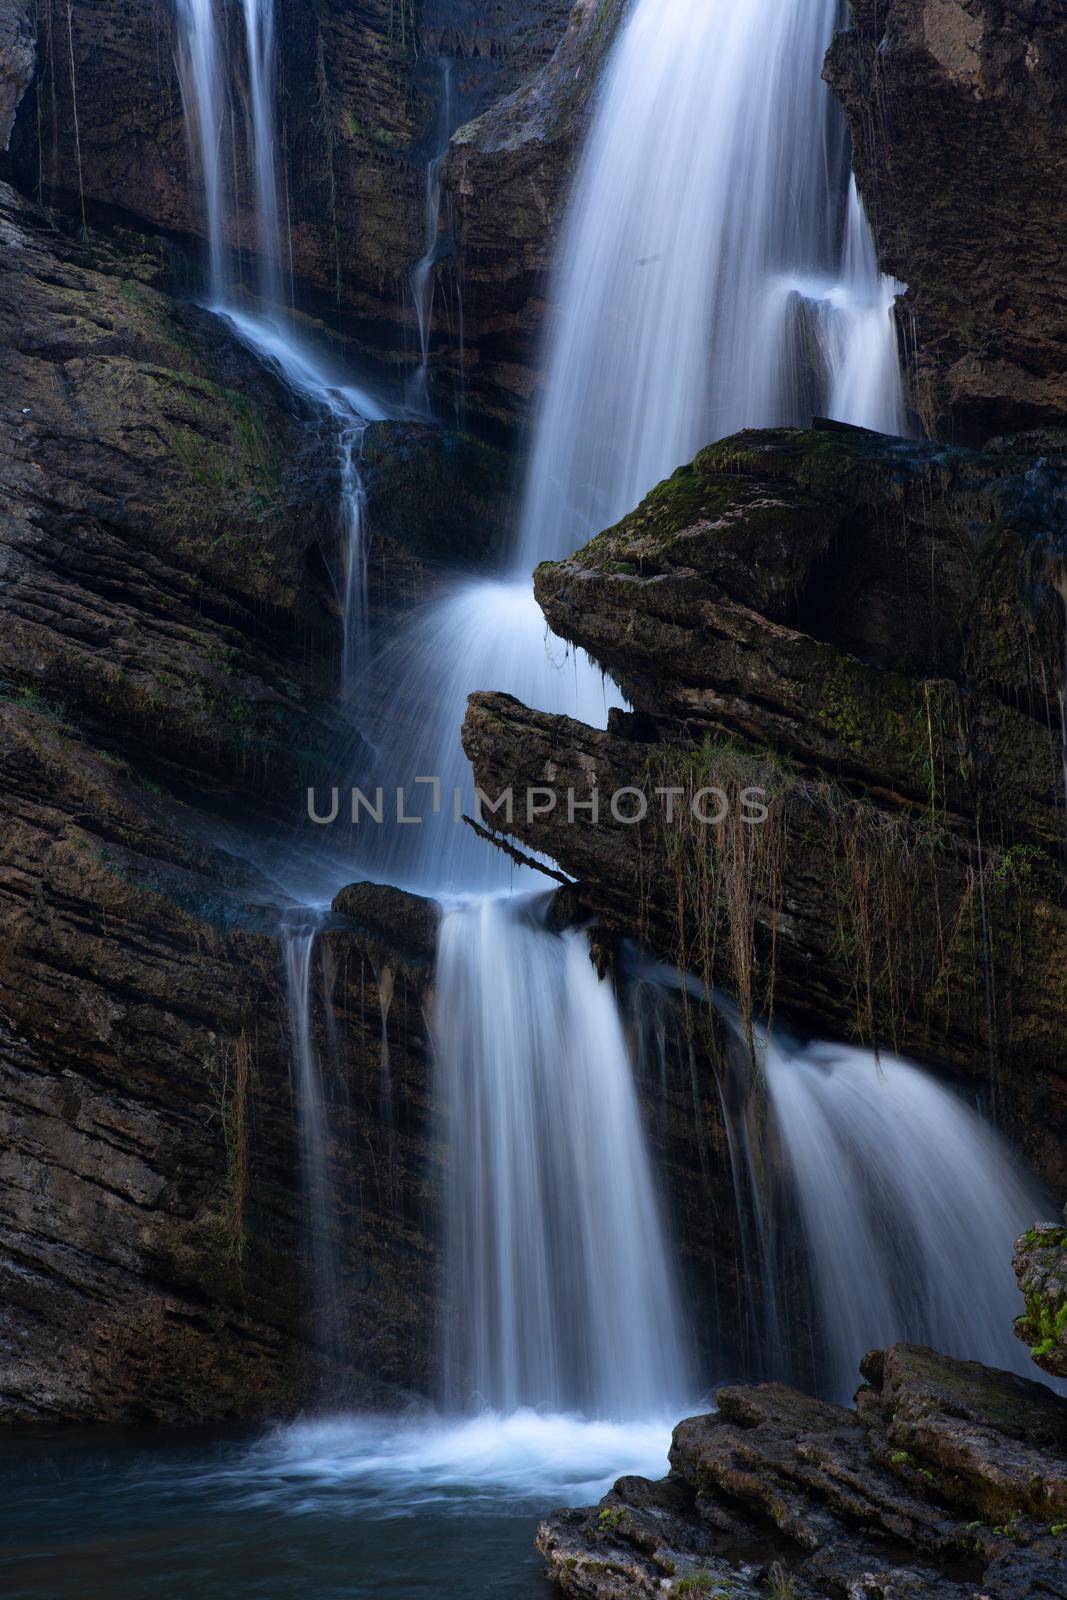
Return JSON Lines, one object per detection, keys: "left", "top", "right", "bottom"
{"left": 281, "top": 920, "right": 342, "bottom": 1369}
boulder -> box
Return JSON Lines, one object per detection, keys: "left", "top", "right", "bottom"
{"left": 538, "top": 1343, "right": 1067, "bottom": 1599}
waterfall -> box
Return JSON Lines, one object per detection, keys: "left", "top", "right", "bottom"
{"left": 516, "top": 0, "right": 905, "bottom": 569}
{"left": 355, "top": 579, "right": 624, "bottom": 896}
{"left": 823, "top": 178, "right": 906, "bottom": 430}
{"left": 437, "top": 896, "right": 690, "bottom": 1417}
{"left": 409, "top": 60, "right": 454, "bottom": 413}
{"left": 173, "top": 0, "right": 386, "bottom": 691}
{"left": 174, "top": 0, "right": 229, "bottom": 301}
{"left": 241, "top": 0, "right": 285, "bottom": 308}
{"left": 764, "top": 1037, "right": 1051, "bottom": 1400}
{"left": 281, "top": 922, "right": 342, "bottom": 1365}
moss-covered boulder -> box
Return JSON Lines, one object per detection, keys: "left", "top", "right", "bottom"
{"left": 1015, "top": 1223, "right": 1067, "bottom": 1380}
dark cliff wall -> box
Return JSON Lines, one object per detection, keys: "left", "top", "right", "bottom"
{"left": 828, "top": 0, "right": 1067, "bottom": 443}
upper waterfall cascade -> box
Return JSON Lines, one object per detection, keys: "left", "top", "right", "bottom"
{"left": 516, "top": 0, "right": 905, "bottom": 569}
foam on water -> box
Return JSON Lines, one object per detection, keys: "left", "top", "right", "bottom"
{"left": 236, "top": 1409, "right": 684, "bottom": 1513}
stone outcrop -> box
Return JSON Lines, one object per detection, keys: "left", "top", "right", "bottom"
{"left": 441, "top": 0, "right": 628, "bottom": 437}
{"left": 1015, "top": 1222, "right": 1067, "bottom": 1382}
{"left": 462, "top": 425, "right": 1067, "bottom": 1189}
{"left": 827, "top": 0, "right": 1067, "bottom": 443}
{"left": 538, "top": 1342, "right": 1067, "bottom": 1599}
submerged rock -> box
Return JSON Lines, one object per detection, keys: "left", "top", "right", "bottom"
{"left": 538, "top": 1343, "right": 1067, "bottom": 1599}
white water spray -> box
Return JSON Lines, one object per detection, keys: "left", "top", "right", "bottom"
{"left": 517, "top": 0, "right": 905, "bottom": 568}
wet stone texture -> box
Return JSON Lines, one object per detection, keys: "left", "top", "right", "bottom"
{"left": 538, "top": 1343, "right": 1067, "bottom": 1599}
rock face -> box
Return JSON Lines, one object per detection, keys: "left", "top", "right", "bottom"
{"left": 1015, "top": 1222, "right": 1067, "bottom": 1381}
{"left": 0, "top": 172, "right": 449, "bottom": 1421}
{"left": 538, "top": 1342, "right": 1067, "bottom": 1599}
{"left": 441, "top": 0, "right": 628, "bottom": 437}
{"left": 828, "top": 0, "right": 1067, "bottom": 442}
{"left": 463, "top": 425, "right": 1067, "bottom": 1189}
{"left": 0, "top": 0, "right": 32, "bottom": 151}
{"left": 0, "top": 180, "right": 351, "bottom": 805}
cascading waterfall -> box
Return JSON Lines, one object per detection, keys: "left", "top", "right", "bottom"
{"left": 171, "top": 0, "right": 1052, "bottom": 1464}
{"left": 764, "top": 1037, "right": 1052, "bottom": 1401}
{"left": 437, "top": 896, "right": 689, "bottom": 1417}
{"left": 516, "top": 0, "right": 905, "bottom": 569}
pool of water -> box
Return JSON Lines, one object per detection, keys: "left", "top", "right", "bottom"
{"left": 0, "top": 1410, "right": 678, "bottom": 1599}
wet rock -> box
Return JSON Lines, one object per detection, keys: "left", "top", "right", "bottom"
{"left": 441, "top": 0, "right": 629, "bottom": 438}
{"left": 361, "top": 419, "right": 514, "bottom": 567}
{"left": 827, "top": 1, "right": 1067, "bottom": 442}
{"left": 331, "top": 881, "right": 439, "bottom": 970}
{"left": 0, "top": 176, "right": 448, "bottom": 1420}
{"left": 0, "top": 696, "right": 443, "bottom": 1419}
{"left": 0, "top": 179, "right": 355, "bottom": 806}
{"left": 538, "top": 1344, "right": 1067, "bottom": 1599}
{"left": 0, "top": 0, "right": 32, "bottom": 151}
{"left": 1014, "top": 1222, "right": 1067, "bottom": 1380}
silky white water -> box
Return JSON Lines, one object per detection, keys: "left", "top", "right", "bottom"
{"left": 174, "top": 0, "right": 229, "bottom": 301}
{"left": 354, "top": 579, "right": 624, "bottom": 896}
{"left": 516, "top": 0, "right": 904, "bottom": 568}
{"left": 765, "top": 1037, "right": 1051, "bottom": 1400}
{"left": 436, "top": 896, "right": 691, "bottom": 1417}
{"left": 241, "top": 0, "right": 285, "bottom": 308}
